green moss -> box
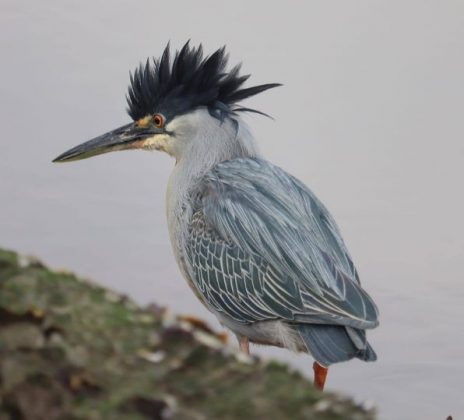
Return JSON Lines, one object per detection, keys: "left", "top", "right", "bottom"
{"left": 0, "top": 249, "right": 18, "bottom": 270}
{"left": 0, "top": 248, "right": 376, "bottom": 419}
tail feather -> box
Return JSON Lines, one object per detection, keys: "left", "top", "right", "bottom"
{"left": 297, "top": 324, "right": 377, "bottom": 366}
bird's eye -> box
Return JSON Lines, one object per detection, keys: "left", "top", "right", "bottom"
{"left": 153, "top": 113, "right": 166, "bottom": 128}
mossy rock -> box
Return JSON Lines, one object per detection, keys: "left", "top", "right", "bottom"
{"left": 0, "top": 248, "right": 375, "bottom": 419}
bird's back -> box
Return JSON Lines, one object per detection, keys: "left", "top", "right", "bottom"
{"left": 181, "top": 157, "right": 379, "bottom": 365}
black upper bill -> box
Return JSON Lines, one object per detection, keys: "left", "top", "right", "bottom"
{"left": 52, "top": 123, "right": 162, "bottom": 163}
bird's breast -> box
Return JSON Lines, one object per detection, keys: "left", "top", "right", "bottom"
{"left": 165, "top": 166, "right": 198, "bottom": 283}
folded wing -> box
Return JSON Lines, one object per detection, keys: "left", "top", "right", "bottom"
{"left": 186, "top": 158, "right": 379, "bottom": 329}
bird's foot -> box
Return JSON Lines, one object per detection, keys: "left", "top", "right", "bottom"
{"left": 313, "top": 361, "right": 328, "bottom": 391}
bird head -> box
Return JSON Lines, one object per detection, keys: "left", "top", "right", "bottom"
{"left": 53, "top": 42, "right": 280, "bottom": 163}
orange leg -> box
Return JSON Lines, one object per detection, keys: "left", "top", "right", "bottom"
{"left": 313, "top": 361, "right": 329, "bottom": 391}
{"left": 238, "top": 336, "right": 250, "bottom": 355}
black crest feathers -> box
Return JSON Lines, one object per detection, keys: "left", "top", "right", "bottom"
{"left": 126, "top": 42, "right": 281, "bottom": 121}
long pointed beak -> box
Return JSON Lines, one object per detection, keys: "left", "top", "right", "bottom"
{"left": 52, "top": 123, "right": 163, "bottom": 163}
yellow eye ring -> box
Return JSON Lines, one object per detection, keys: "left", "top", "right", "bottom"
{"left": 153, "top": 113, "right": 166, "bottom": 128}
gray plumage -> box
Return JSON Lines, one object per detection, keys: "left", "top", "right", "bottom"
{"left": 54, "top": 42, "right": 379, "bottom": 369}
{"left": 160, "top": 105, "right": 379, "bottom": 367}
{"left": 184, "top": 158, "right": 378, "bottom": 365}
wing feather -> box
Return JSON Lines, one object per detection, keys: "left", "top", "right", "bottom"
{"left": 186, "top": 158, "right": 379, "bottom": 329}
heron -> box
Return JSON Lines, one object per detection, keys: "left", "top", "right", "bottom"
{"left": 53, "top": 42, "right": 379, "bottom": 391}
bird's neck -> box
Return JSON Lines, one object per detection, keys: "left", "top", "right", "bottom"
{"left": 177, "top": 115, "right": 259, "bottom": 179}
{"left": 165, "top": 116, "right": 260, "bottom": 254}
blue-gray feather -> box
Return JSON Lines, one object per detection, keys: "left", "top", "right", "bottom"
{"left": 297, "top": 324, "right": 377, "bottom": 366}
{"left": 185, "top": 158, "right": 379, "bottom": 364}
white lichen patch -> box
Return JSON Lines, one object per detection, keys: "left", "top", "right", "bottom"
{"left": 234, "top": 351, "right": 255, "bottom": 365}
{"left": 192, "top": 330, "right": 223, "bottom": 350}
{"left": 104, "top": 290, "right": 122, "bottom": 303}
{"left": 137, "top": 349, "right": 166, "bottom": 364}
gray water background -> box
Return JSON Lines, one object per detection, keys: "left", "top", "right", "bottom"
{"left": 1, "top": 1, "right": 463, "bottom": 418}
